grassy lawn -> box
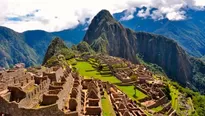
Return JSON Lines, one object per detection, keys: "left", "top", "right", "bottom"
{"left": 101, "top": 92, "right": 116, "bottom": 116}
{"left": 117, "top": 85, "right": 147, "bottom": 100}
{"left": 74, "top": 61, "right": 120, "bottom": 83}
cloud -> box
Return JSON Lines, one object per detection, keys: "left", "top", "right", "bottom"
{"left": 0, "top": 0, "right": 204, "bottom": 32}
{"left": 137, "top": 7, "right": 151, "bottom": 18}
{"left": 120, "top": 8, "right": 137, "bottom": 21}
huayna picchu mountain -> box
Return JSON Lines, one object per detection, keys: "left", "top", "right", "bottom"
{"left": 83, "top": 10, "right": 205, "bottom": 93}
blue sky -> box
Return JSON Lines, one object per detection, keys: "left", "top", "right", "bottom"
{"left": 0, "top": 0, "right": 204, "bottom": 32}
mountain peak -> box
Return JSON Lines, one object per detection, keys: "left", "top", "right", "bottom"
{"left": 95, "top": 9, "right": 113, "bottom": 20}
{"left": 42, "top": 37, "right": 68, "bottom": 65}
{"left": 83, "top": 9, "right": 118, "bottom": 44}
{"left": 91, "top": 9, "right": 116, "bottom": 26}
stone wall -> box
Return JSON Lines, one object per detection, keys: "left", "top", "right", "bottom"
{"left": 135, "top": 85, "right": 148, "bottom": 95}
{"left": 147, "top": 96, "right": 168, "bottom": 109}
{"left": 138, "top": 96, "right": 151, "bottom": 103}
{"left": 55, "top": 67, "right": 64, "bottom": 82}
{"left": 18, "top": 79, "right": 50, "bottom": 108}
{"left": 57, "top": 73, "right": 74, "bottom": 111}
{"left": 0, "top": 95, "right": 65, "bottom": 116}
{"left": 41, "top": 94, "right": 59, "bottom": 105}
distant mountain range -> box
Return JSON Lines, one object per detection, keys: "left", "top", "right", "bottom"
{"left": 0, "top": 25, "right": 86, "bottom": 68}
{"left": 115, "top": 8, "right": 205, "bottom": 57}
{"left": 1, "top": 8, "right": 205, "bottom": 68}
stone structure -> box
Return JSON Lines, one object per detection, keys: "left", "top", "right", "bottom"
{"left": 0, "top": 66, "right": 80, "bottom": 116}
{"left": 106, "top": 83, "right": 146, "bottom": 116}
{"left": 81, "top": 79, "right": 102, "bottom": 116}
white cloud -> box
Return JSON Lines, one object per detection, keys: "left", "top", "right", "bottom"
{"left": 120, "top": 8, "right": 136, "bottom": 21}
{"left": 137, "top": 7, "right": 150, "bottom": 18}
{"left": 0, "top": 0, "right": 204, "bottom": 32}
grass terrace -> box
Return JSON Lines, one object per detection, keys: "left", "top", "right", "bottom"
{"left": 101, "top": 91, "right": 116, "bottom": 116}
{"left": 74, "top": 61, "right": 120, "bottom": 83}
{"left": 116, "top": 85, "right": 147, "bottom": 100}
{"left": 71, "top": 59, "right": 147, "bottom": 101}
{"left": 169, "top": 84, "right": 179, "bottom": 111}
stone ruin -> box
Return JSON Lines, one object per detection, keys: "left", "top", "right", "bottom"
{"left": 0, "top": 66, "right": 74, "bottom": 116}
{"left": 81, "top": 79, "right": 102, "bottom": 115}
{"left": 83, "top": 54, "right": 177, "bottom": 115}
{"left": 0, "top": 65, "right": 104, "bottom": 116}
{"left": 105, "top": 83, "right": 146, "bottom": 116}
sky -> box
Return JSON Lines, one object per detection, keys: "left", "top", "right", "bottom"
{"left": 0, "top": 0, "right": 205, "bottom": 32}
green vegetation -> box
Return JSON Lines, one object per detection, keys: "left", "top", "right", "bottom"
{"left": 43, "top": 37, "right": 75, "bottom": 67}
{"left": 73, "top": 60, "right": 147, "bottom": 101}
{"left": 170, "top": 81, "right": 205, "bottom": 116}
{"left": 117, "top": 85, "right": 147, "bottom": 100}
{"left": 136, "top": 54, "right": 166, "bottom": 76}
{"left": 77, "top": 41, "right": 95, "bottom": 53}
{"left": 74, "top": 61, "right": 120, "bottom": 83}
{"left": 169, "top": 84, "right": 179, "bottom": 111}
{"left": 91, "top": 33, "right": 108, "bottom": 54}
{"left": 71, "top": 57, "right": 205, "bottom": 116}
{"left": 191, "top": 58, "right": 205, "bottom": 93}
{"left": 67, "top": 58, "right": 77, "bottom": 65}
{"left": 162, "top": 85, "right": 172, "bottom": 100}
{"left": 151, "top": 106, "right": 163, "bottom": 112}
{"left": 101, "top": 91, "right": 116, "bottom": 116}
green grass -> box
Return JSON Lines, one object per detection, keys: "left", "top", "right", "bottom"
{"left": 117, "top": 85, "right": 147, "bottom": 100}
{"left": 169, "top": 84, "right": 179, "bottom": 111}
{"left": 74, "top": 61, "right": 147, "bottom": 101}
{"left": 101, "top": 92, "right": 116, "bottom": 116}
{"left": 67, "top": 58, "right": 77, "bottom": 65}
{"left": 74, "top": 61, "right": 120, "bottom": 83}
{"left": 151, "top": 105, "right": 163, "bottom": 112}
{"left": 187, "top": 97, "right": 195, "bottom": 115}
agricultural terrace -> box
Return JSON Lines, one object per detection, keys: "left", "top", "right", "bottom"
{"left": 68, "top": 58, "right": 147, "bottom": 101}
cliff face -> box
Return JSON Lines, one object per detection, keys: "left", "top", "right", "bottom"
{"left": 134, "top": 32, "right": 193, "bottom": 85}
{"left": 83, "top": 10, "right": 198, "bottom": 91}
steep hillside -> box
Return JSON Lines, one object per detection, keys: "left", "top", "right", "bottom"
{"left": 0, "top": 26, "right": 38, "bottom": 68}
{"left": 83, "top": 10, "right": 205, "bottom": 93}
{"left": 23, "top": 30, "right": 54, "bottom": 63}
{"left": 0, "top": 25, "right": 86, "bottom": 68}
